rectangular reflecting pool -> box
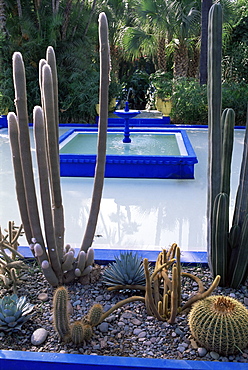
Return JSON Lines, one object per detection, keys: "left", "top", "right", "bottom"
{"left": 59, "top": 128, "right": 198, "bottom": 179}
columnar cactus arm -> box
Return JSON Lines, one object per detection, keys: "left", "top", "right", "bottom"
{"left": 230, "top": 214, "right": 248, "bottom": 288}
{"left": 46, "top": 46, "right": 59, "bottom": 147}
{"left": 212, "top": 192, "right": 229, "bottom": 286}
{"left": 220, "top": 109, "right": 235, "bottom": 196}
{"left": 42, "top": 63, "right": 64, "bottom": 260}
{"left": 33, "top": 105, "right": 62, "bottom": 284}
{"left": 8, "top": 113, "right": 32, "bottom": 244}
{"left": 12, "top": 52, "right": 45, "bottom": 247}
{"left": 232, "top": 107, "right": 248, "bottom": 227}
{"left": 207, "top": 3, "right": 223, "bottom": 271}
{"left": 80, "top": 12, "right": 110, "bottom": 252}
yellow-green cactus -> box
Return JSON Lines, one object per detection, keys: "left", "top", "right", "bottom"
{"left": 188, "top": 295, "right": 248, "bottom": 355}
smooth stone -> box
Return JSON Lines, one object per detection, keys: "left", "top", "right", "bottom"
{"left": 210, "top": 351, "right": 220, "bottom": 360}
{"left": 38, "top": 292, "right": 49, "bottom": 302}
{"left": 98, "top": 322, "right": 109, "bottom": 333}
{"left": 175, "top": 327, "right": 184, "bottom": 336}
{"left": 133, "top": 328, "right": 142, "bottom": 335}
{"left": 198, "top": 347, "right": 207, "bottom": 357}
{"left": 31, "top": 328, "right": 49, "bottom": 346}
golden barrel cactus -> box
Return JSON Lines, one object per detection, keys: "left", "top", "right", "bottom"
{"left": 188, "top": 295, "right": 248, "bottom": 355}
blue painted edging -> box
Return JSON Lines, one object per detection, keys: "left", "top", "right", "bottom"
{"left": 95, "top": 115, "right": 171, "bottom": 126}
{"left": 19, "top": 246, "right": 208, "bottom": 265}
{"left": 0, "top": 115, "right": 8, "bottom": 128}
{"left": 1, "top": 350, "right": 248, "bottom": 370}
{"left": 59, "top": 128, "right": 198, "bottom": 179}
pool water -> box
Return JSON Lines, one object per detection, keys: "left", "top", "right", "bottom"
{"left": 0, "top": 127, "right": 244, "bottom": 252}
{"left": 60, "top": 132, "right": 181, "bottom": 156}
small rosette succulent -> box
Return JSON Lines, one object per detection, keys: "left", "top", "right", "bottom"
{"left": 0, "top": 294, "right": 34, "bottom": 333}
{"left": 102, "top": 251, "right": 148, "bottom": 287}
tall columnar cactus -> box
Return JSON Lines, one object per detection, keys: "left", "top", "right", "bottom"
{"left": 207, "top": 3, "right": 248, "bottom": 288}
{"left": 8, "top": 13, "right": 110, "bottom": 286}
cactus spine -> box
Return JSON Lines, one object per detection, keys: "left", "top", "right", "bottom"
{"left": 207, "top": 4, "right": 248, "bottom": 287}
{"left": 8, "top": 12, "right": 110, "bottom": 286}
{"left": 188, "top": 296, "right": 248, "bottom": 355}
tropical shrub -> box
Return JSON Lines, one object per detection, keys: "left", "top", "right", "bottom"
{"left": 171, "top": 78, "right": 208, "bottom": 124}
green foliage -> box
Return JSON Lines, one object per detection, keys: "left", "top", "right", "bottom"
{"left": 121, "top": 70, "right": 150, "bottom": 109}
{"left": 171, "top": 78, "right": 208, "bottom": 124}
{"left": 149, "top": 70, "right": 173, "bottom": 99}
{"left": 0, "top": 294, "right": 34, "bottom": 333}
{"left": 1, "top": 0, "right": 102, "bottom": 123}
{"left": 102, "top": 251, "right": 147, "bottom": 287}
{"left": 222, "top": 82, "right": 248, "bottom": 126}
{"left": 188, "top": 295, "right": 248, "bottom": 355}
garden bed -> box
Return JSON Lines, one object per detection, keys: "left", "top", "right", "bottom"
{"left": 0, "top": 257, "right": 247, "bottom": 369}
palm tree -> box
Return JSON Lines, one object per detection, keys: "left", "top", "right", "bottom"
{"left": 120, "top": 0, "right": 201, "bottom": 77}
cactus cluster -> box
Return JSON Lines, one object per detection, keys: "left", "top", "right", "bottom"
{"left": 53, "top": 286, "right": 103, "bottom": 344}
{"left": 188, "top": 295, "right": 248, "bottom": 355}
{"left": 0, "top": 222, "right": 28, "bottom": 292}
{"left": 103, "top": 244, "right": 220, "bottom": 324}
{"left": 0, "top": 294, "right": 34, "bottom": 333}
{"left": 207, "top": 3, "right": 248, "bottom": 288}
{"left": 8, "top": 12, "right": 110, "bottom": 287}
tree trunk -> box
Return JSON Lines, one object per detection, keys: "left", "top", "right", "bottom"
{"left": 199, "top": 0, "right": 212, "bottom": 85}
{"left": 157, "top": 37, "right": 167, "bottom": 72}
{"left": 173, "top": 42, "right": 188, "bottom": 78}
{"left": 0, "top": 0, "right": 6, "bottom": 33}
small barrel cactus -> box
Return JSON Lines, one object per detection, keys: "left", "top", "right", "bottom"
{"left": 0, "top": 294, "right": 34, "bottom": 333}
{"left": 70, "top": 321, "right": 85, "bottom": 345}
{"left": 102, "top": 251, "right": 147, "bottom": 287}
{"left": 87, "top": 304, "right": 103, "bottom": 326}
{"left": 188, "top": 295, "right": 248, "bottom": 355}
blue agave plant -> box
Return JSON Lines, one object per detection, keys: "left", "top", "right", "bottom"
{"left": 102, "top": 251, "right": 147, "bottom": 287}
{"left": 0, "top": 294, "right": 34, "bottom": 333}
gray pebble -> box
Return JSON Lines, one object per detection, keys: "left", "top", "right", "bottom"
{"left": 133, "top": 328, "right": 142, "bottom": 335}
{"left": 31, "top": 328, "right": 49, "bottom": 346}
{"left": 38, "top": 292, "right": 49, "bottom": 302}
{"left": 210, "top": 351, "right": 220, "bottom": 360}
{"left": 175, "top": 327, "right": 184, "bottom": 336}
{"left": 98, "top": 322, "right": 109, "bottom": 333}
{"left": 198, "top": 347, "right": 207, "bottom": 357}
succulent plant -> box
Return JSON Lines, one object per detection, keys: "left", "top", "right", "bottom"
{"left": 87, "top": 304, "right": 103, "bottom": 326}
{"left": 0, "top": 294, "right": 34, "bottom": 333}
{"left": 188, "top": 295, "right": 248, "bottom": 355}
{"left": 0, "top": 222, "right": 27, "bottom": 292}
{"left": 70, "top": 321, "right": 85, "bottom": 345}
{"left": 102, "top": 251, "right": 147, "bottom": 287}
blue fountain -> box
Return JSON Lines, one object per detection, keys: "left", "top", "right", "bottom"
{"left": 114, "top": 102, "right": 141, "bottom": 143}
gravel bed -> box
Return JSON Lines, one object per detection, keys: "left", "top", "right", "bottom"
{"left": 0, "top": 262, "right": 247, "bottom": 363}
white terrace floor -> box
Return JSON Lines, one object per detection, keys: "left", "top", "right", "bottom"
{"left": 0, "top": 126, "right": 245, "bottom": 252}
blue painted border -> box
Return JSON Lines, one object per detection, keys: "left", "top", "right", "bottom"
{"left": 0, "top": 349, "right": 247, "bottom": 370}
{"left": 19, "top": 246, "right": 208, "bottom": 265}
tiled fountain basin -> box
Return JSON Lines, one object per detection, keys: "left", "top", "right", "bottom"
{"left": 59, "top": 128, "right": 198, "bottom": 179}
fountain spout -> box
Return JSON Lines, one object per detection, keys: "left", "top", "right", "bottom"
{"left": 114, "top": 101, "right": 140, "bottom": 143}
